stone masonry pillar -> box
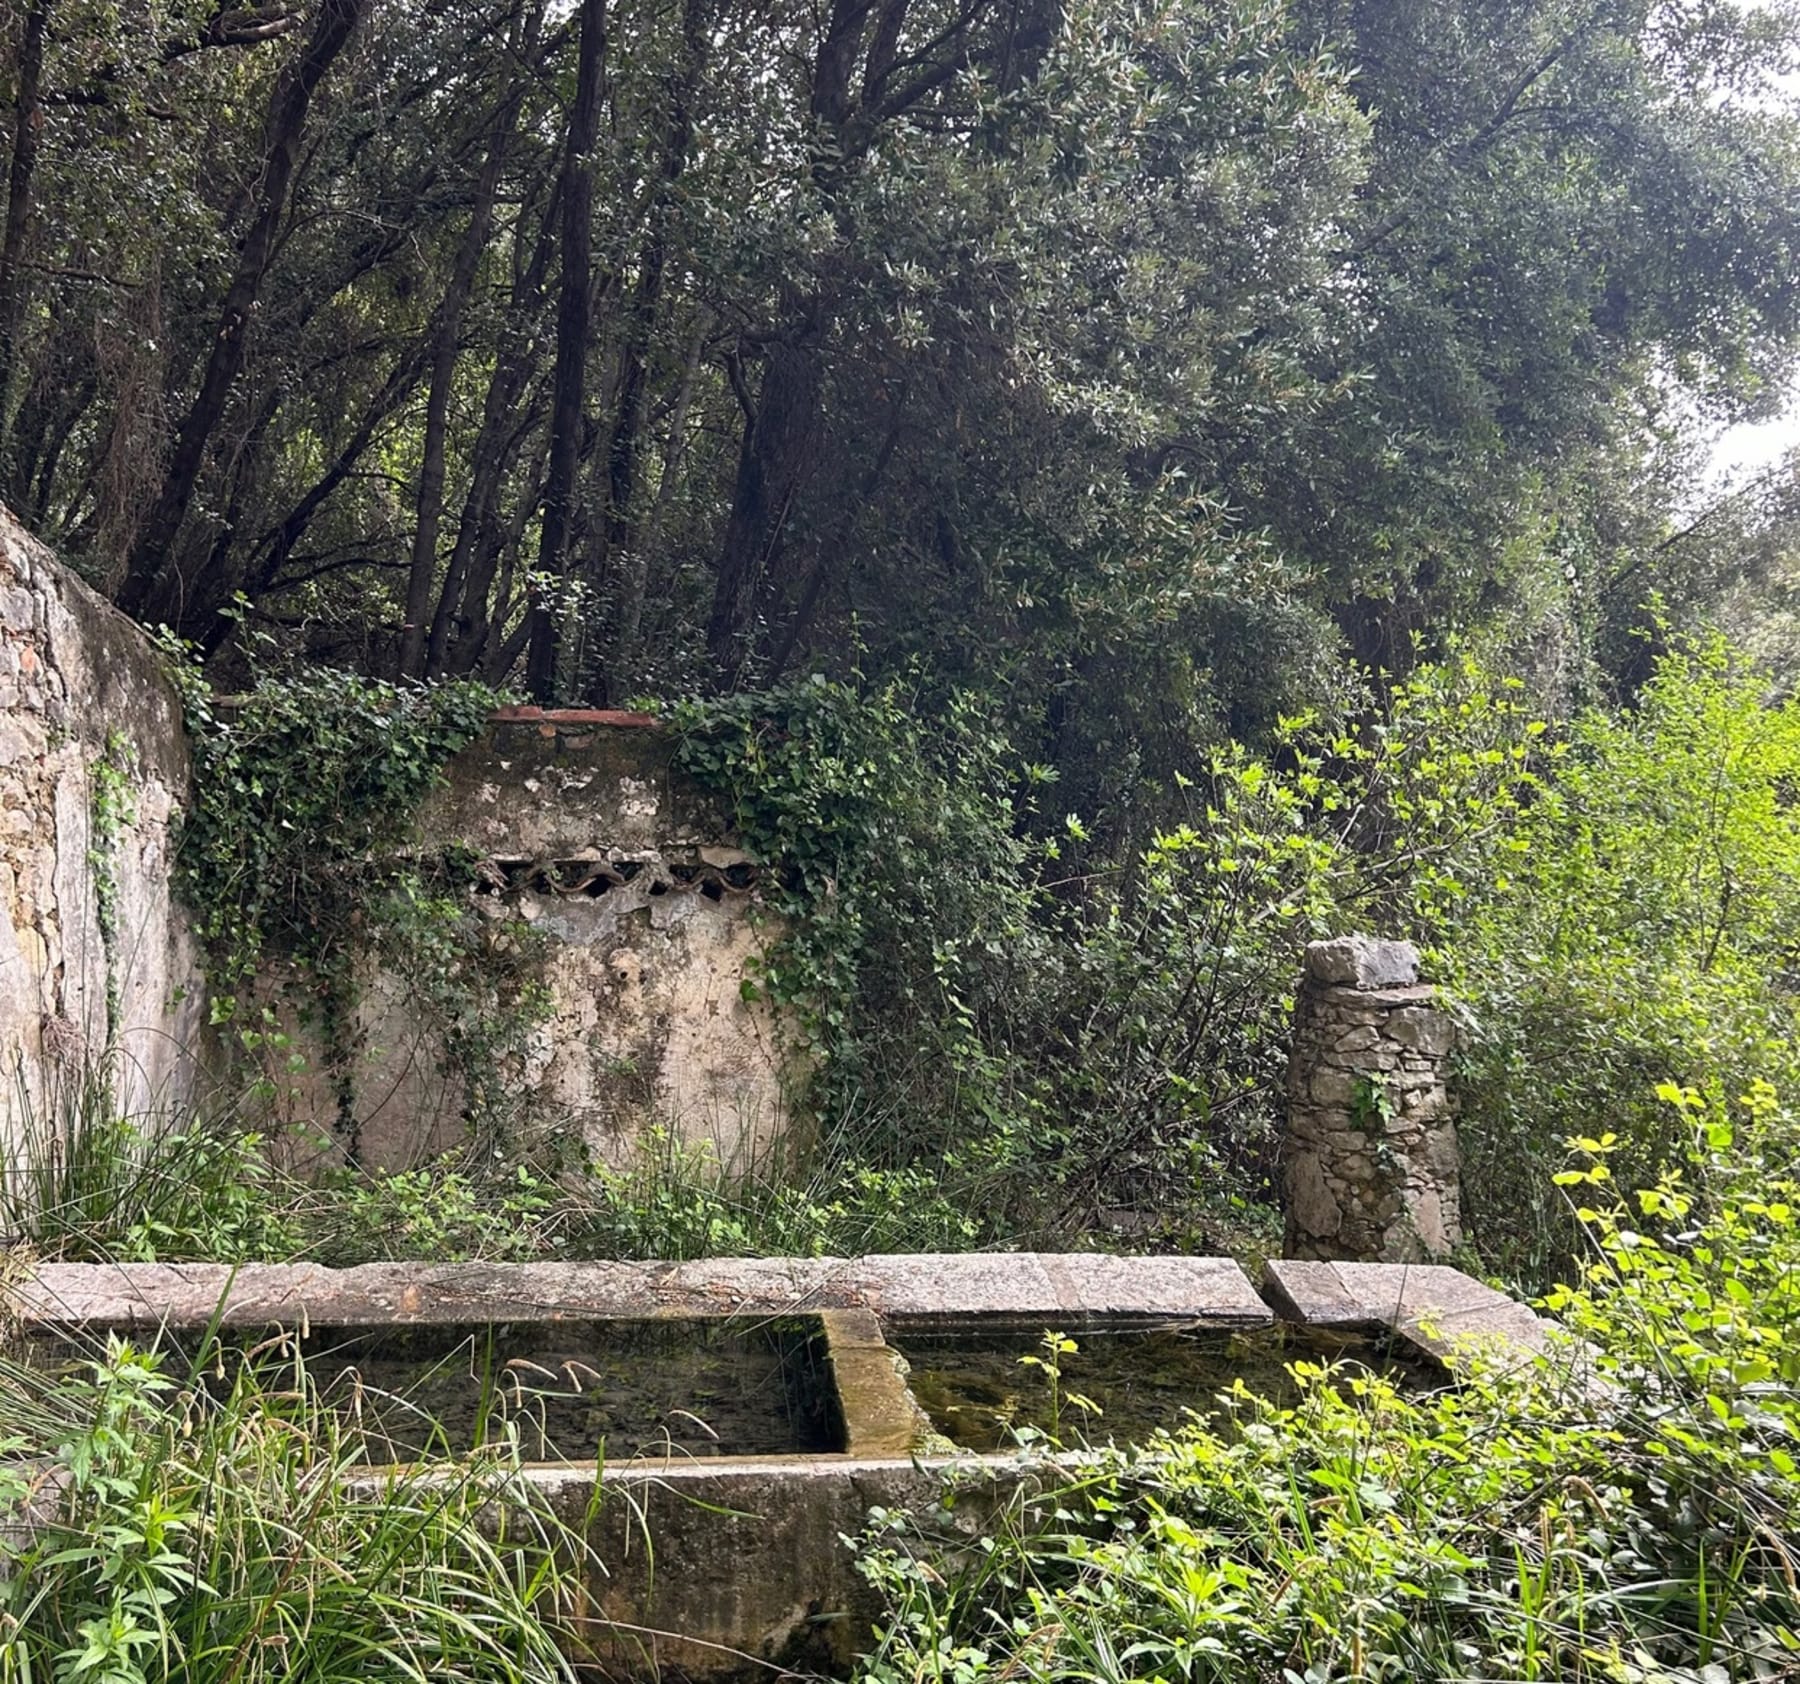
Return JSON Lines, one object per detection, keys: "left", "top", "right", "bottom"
{"left": 1282, "top": 935, "right": 1461, "bottom": 1262}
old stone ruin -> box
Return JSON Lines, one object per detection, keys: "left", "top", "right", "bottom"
{"left": 1, "top": 502, "right": 1523, "bottom": 1682}
{"left": 0, "top": 504, "right": 785, "bottom": 1179}
{"left": 3, "top": 503, "right": 1463, "bottom": 1259}
{"left": 1282, "top": 934, "right": 1462, "bottom": 1262}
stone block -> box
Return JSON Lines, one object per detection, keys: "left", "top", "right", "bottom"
{"left": 1389, "top": 1006, "right": 1455, "bottom": 1055}
{"left": 13, "top": 1253, "right": 1274, "bottom": 1338}
{"left": 1265, "top": 1259, "right": 1571, "bottom": 1378}
{"left": 1308, "top": 1068, "right": 1361, "bottom": 1106}
{"left": 1304, "top": 935, "right": 1420, "bottom": 989}
{"left": 1284, "top": 1151, "right": 1343, "bottom": 1240}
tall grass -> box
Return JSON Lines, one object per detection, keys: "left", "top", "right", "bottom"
{"left": 566, "top": 1124, "right": 983, "bottom": 1260}
{"left": 0, "top": 1329, "right": 599, "bottom": 1683}
{"left": 0, "top": 1054, "right": 297, "bottom": 1261}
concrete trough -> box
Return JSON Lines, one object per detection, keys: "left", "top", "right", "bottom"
{"left": 7, "top": 1254, "right": 1560, "bottom": 1679}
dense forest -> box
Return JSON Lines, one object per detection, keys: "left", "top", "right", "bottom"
{"left": 13, "top": 4, "right": 1800, "bottom": 1679}
{"left": 5, "top": 0, "right": 1799, "bottom": 721}
{"left": 6, "top": 0, "right": 1800, "bottom": 1245}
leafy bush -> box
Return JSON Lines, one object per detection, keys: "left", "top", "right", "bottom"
{"left": 669, "top": 674, "right": 1054, "bottom": 1137}
{"left": 159, "top": 637, "right": 500, "bottom": 991}
{"left": 570, "top": 1130, "right": 982, "bottom": 1260}
{"left": 1439, "top": 637, "right": 1800, "bottom": 1283}
{"left": 269, "top": 1127, "right": 982, "bottom": 1267}
{"left": 853, "top": 1101, "right": 1800, "bottom": 1684}
{"left": 668, "top": 660, "right": 1549, "bottom": 1239}
{"left": 306, "top": 1159, "right": 561, "bottom": 1265}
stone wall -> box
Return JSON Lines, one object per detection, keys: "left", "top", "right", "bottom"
{"left": 0, "top": 506, "right": 205, "bottom": 1157}
{"left": 268, "top": 707, "right": 790, "bottom": 1172}
{"left": 1282, "top": 935, "right": 1461, "bottom": 1262}
{"left": 1, "top": 513, "right": 788, "bottom": 1188}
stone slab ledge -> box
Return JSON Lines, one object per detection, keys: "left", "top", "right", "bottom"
{"left": 10, "top": 1252, "right": 1271, "bottom": 1334}
{"left": 1262, "top": 1258, "right": 1587, "bottom": 1382}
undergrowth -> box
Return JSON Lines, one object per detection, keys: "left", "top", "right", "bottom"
{"left": 0, "top": 1057, "right": 297, "bottom": 1262}
{"left": 853, "top": 1085, "right": 1800, "bottom": 1684}
{"left": 0, "top": 1059, "right": 984, "bottom": 1266}
{"left": 0, "top": 1333, "right": 597, "bottom": 1683}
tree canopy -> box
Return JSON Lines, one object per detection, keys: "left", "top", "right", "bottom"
{"left": 4, "top": 0, "right": 1799, "bottom": 758}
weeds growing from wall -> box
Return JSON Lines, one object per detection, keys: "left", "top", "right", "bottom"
{"left": 86, "top": 731, "right": 137, "bottom": 1047}
{"left": 0, "top": 1055, "right": 298, "bottom": 1261}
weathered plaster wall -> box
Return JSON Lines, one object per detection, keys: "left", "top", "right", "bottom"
{"left": 1282, "top": 935, "right": 1462, "bottom": 1263}
{"left": 273, "top": 708, "right": 790, "bottom": 1171}
{"left": 0, "top": 506, "right": 205, "bottom": 1154}
{"left": 0, "top": 512, "right": 787, "bottom": 1180}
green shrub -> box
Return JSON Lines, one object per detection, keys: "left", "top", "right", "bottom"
{"left": 305, "top": 1159, "right": 560, "bottom": 1265}
{"left": 853, "top": 1099, "right": 1800, "bottom": 1684}
{"left": 570, "top": 1130, "right": 983, "bottom": 1260}
{"left": 669, "top": 659, "right": 1549, "bottom": 1238}
{"left": 668, "top": 675, "right": 1054, "bottom": 1151}
{"left": 1440, "top": 636, "right": 1800, "bottom": 1283}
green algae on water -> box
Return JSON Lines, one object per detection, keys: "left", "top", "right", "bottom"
{"left": 894, "top": 1324, "right": 1443, "bottom": 1451}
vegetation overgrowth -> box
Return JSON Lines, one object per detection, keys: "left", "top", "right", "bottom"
{"left": 7, "top": 0, "right": 1800, "bottom": 1669}
{"left": 662, "top": 636, "right": 1800, "bottom": 1280}
{"left": 155, "top": 628, "right": 547, "bottom": 1162}
{"left": 0, "top": 1332, "right": 599, "bottom": 1683}
{"left": 10, "top": 632, "right": 1799, "bottom": 1286}
{"left": 8, "top": 1089, "right": 1800, "bottom": 1681}
{"left": 852, "top": 1090, "right": 1800, "bottom": 1684}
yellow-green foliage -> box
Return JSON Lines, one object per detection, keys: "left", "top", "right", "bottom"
{"left": 855, "top": 1098, "right": 1800, "bottom": 1684}
{"left": 1440, "top": 636, "right": 1800, "bottom": 1282}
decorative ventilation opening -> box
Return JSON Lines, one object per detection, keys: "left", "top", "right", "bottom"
{"left": 474, "top": 856, "right": 759, "bottom": 902}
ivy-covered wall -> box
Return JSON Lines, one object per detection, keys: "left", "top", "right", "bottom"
{"left": 0, "top": 505, "right": 206, "bottom": 1144}
{"left": 260, "top": 709, "right": 789, "bottom": 1173}
{"left": 3, "top": 514, "right": 788, "bottom": 1187}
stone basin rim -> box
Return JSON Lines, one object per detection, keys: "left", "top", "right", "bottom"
{"left": 10, "top": 1252, "right": 1277, "bottom": 1333}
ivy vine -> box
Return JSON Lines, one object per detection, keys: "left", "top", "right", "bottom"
{"left": 156, "top": 633, "right": 544, "bottom": 1159}
{"left": 666, "top": 675, "right": 1050, "bottom": 1150}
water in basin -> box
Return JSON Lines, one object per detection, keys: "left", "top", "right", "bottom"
{"left": 894, "top": 1323, "right": 1443, "bottom": 1451}
{"left": 30, "top": 1317, "right": 839, "bottom": 1464}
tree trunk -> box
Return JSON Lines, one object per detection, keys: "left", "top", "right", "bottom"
{"left": 427, "top": 171, "right": 562, "bottom": 677}
{"left": 115, "top": 0, "right": 365, "bottom": 626}
{"left": 524, "top": 0, "right": 605, "bottom": 703}
{"left": 703, "top": 0, "right": 875, "bottom": 685}
{"left": 592, "top": 0, "right": 706, "bottom": 698}
{"left": 610, "top": 314, "right": 704, "bottom": 680}
{"left": 397, "top": 85, "right": 519, "bottom": 677}
{"left": 0, "top": 0, "right": 51, "bottom": 487}
{"left": 705, "top": 320, "right": 824, "bottom": 683}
